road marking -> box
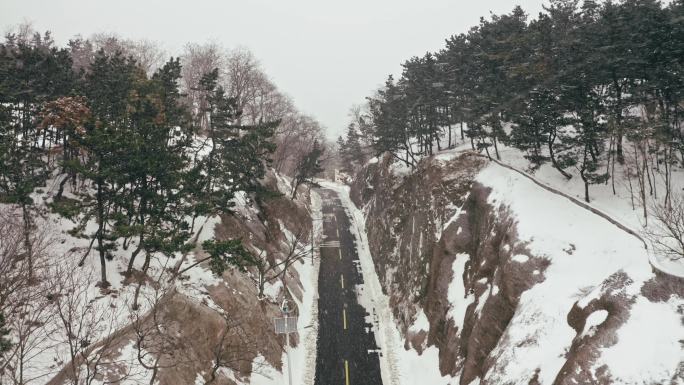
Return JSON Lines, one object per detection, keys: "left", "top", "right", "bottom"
{"left": 320, "top": 241, "right": 340, "bottom": 248}
{"left": 336, "top": 227, "right": 339, "bottom": 237}
{"left": 343, "top": 308, "right": 347, "bottom": 330}
{"left": 340, "top": 275, "right": 344, "bottom": 289}
{"left": 345, "top": 360, "right": 350, "bottom": 385}
{"left": 338, "top": 248, "right": 342, "bottom": 260}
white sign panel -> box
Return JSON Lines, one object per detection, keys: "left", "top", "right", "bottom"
{"left": 274, "top": 316, "right": 298, "bottom": 334}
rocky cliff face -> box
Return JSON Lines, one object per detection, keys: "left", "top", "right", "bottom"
{"left": 157, "top": 172, "right": 317, "bottom": 385}
{"left": 153, "top": 172, "right": 314, "bottom": 384}
{"left": 351, "top": 153, "right": 548, "bottom": 383}
{"left": 350, "top": 152, "right": 683, "bottom": 385}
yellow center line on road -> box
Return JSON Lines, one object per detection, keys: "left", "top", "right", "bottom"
{"left": 343, "top": 307, "right": 347, "bottom": 330}
{"left": 340, "top": 275, "right": 344, "bottom": 289}
{"left": 345, "top": 360, "right": 350, "bottom": 385}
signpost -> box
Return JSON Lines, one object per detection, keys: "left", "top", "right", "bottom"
{"left": 310, "top": 212, "right": 325, "bottom": 265}
{"left": 274, "top": 300, "right": 297, "bottom": 385}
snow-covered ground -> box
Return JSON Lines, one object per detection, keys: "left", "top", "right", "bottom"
{"left": 2, "top": 164, "right": 323, "bottom": 385}
{"left": 475, "top": 163, "right": 683, "bottom": 385}
{"left": 1, "top": 174, "right": 205, "bottom": 383}
{"left": 428, "top": 133, "right": 684, "bottom": 278}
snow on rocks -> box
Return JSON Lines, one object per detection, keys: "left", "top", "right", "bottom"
{"left": 580, "top": 310, "right": 609, "bottom": 338}
{"left": 596, "top": 296, "right": 683, "bottom": 383}
{"left": 408, "top": 309, "right": 430, "bottom": 334}
{"left": 447, "top": 253, "right": 474, "bottom": 334}
{"left": 475, "top": 163, "right": 683, "bottom": 385}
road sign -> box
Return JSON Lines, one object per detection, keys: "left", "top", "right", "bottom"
{"left": 273, "top": 315, "right": 297, "bottom": 385}
{"left": 274, "top": 316, "right": 298, "bottom": 334}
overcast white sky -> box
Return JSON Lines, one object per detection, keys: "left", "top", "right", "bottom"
{"left": 1, "top": 0, "right": 547, "bottom": 139}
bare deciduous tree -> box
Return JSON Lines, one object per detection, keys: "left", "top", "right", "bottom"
{"left": 180, "top": 42, "right": 223, "bottom": 132}
{"left": 273, "top": 114, "right": 325, "bottom": 177}
{"left": 47, "top": 259, "right": 133, "bottom": 385}
{"left": 0, "top": 214, "right": 55, "bottom": 385}
{"left": 3, "top": 293, "right": 56, "bottom": 385}
{"left": 0, "top": 214, "right": 29, "bottom": 315}
{"left": 250, "top": 226, "right": 310, "bottom": 299}
{"left": 130, "top": 287, "right": 185, "bottom": 385}
{"left": 644, "top": 194, "right": 684, "bottom": 263}
{"left": 204, "top": 312, "right": 259, "bottom": 385}
{"left": 68, "top": 33, "right": 165, "bottom": 76}
{"left": 224, "top": 47, "right": 261, "bottom": 126}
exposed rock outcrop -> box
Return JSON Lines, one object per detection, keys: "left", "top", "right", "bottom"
{"left": 351, "top": 153, "right": 550, "bottom": 383}
{"left": 350, "top": 152, "right": 683, "bottom": 385}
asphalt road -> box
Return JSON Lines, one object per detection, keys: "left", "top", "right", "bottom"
{"left": 313, "top": 189, "right": 383, "bottom": 385}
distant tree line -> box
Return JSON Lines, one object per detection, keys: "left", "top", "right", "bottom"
{"left": 0, "top": 27, "right": 326, "bottom": 382}
{"left": 339, "top": 0, "right": 683, "bottom": 204}
{"left": 0, "top": 27, "right": 324, "bottom": 289}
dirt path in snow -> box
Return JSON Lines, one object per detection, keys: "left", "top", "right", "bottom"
{"left": 476, "top": 155, "right": 649, "bottom": 249}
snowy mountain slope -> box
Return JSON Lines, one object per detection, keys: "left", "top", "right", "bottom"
{"left": 349, "top": 151, "right": 684, "bottom": 385}
{"left": 2, "top": 168, "right": 321, "bottom": 385}
{"left": 476, "top": 163, "right": 682, "bottom": 385}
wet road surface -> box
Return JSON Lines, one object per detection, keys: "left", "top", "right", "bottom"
{"left": 313, "top": 189, "right": 383, "bottom": 385}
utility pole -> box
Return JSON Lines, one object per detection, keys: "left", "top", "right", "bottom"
{"left": 311, "top": 219, "right": 314, "bottom": 265}
{"left": 285, "top": 333, "right": 292, "bottom": 385}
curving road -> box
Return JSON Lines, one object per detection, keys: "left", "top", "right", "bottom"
{"left": 313, "top": 189, "right": 383, "bottom": 385}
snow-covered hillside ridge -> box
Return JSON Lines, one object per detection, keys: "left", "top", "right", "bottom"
{"left": 349, "top": 151, "right": 684, "bottom": 385}
{"left": 1, "top": 167, "right": 321, "bottom": 385}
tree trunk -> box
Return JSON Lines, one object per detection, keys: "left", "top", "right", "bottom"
{"left": 127, "top": 244, "right": 143, "bottom": 275}
{"left": 55, "top": 174, "right": 72, "bottom": 200}
{"left": 448, "top": 123, "right": 452, "bottom": 149}
{"left": 21, "top": 203, "right": 33, "bottom": 282}
{"left": 96, "top": 181, "right": 109, "bottom": 287}
{"left": 613, "top": 76, "right": 624, "bottom": 164}
{"left": 584, "top": 179, "right": 590, "bottom": 203}
{"left": 132, "top": 253, "right": 151, "bottom": 310}
{"left": 258, "top": 270, "right": 266, "bottom": 299}
{"left": 548, "top": 132, "right": 572, "bottom": 180}
{"left": 579, "top": 166, "right": 591, "bottom": 203}
{"left": 492, "top": 137, "right": 500, "bottom": 160}
{"left": 291, "top": 181, "right": 300, "bottom": 200}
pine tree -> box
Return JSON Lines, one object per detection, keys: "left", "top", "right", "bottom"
{"left": 336, "top": 135, "right": 348, "bottom": 169}
{"left": 201, "top": 239, "right": 256, "bottom": 275}
{"left": 559, "top": 0, "right": 610, "bottom": 203}
{"left": 193, "top": 68, "right": 277, "bottom": 214}
{"left": 369, "top": 75, "right": 415, "bottom": 167}
{"left": 38, "top": 96, "right": 91, "bottom": 200}
{"left": 338, "top": 122, "right": 365, "bottom": 172}
{"left": 291, "top": 142, "right": 325, "bottom": 199}
{"left": 63, "top": 49, "right": 140, "bottom": 287}
{"left": 0, "top": 33, "right": 76, "bottom": 280}
{"left": 121, "top": 58, "right": 195, "bottom": 282}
